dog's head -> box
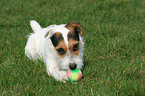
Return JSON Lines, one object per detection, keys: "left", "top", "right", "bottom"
{"left": 45, "top": 22, "right": 84, "bottom": 70}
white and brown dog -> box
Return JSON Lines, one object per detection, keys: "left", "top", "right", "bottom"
{"left": 25, "top": 20, "right": 84, "bottom": 82}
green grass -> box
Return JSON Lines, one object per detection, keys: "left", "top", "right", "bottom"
{"left": 0, "top": 0, "right": 145, "bottom": 95}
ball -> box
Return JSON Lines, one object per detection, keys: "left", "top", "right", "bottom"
{"left": 67, "top": 69, "right": 83, "bottom": 82}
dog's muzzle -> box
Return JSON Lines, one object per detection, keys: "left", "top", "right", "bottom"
{"left": 69, "top": 63, "right": 77, "bottom": 70}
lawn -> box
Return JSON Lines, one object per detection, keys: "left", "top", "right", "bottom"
{"left": 0, "top": 0, "right": 144, "bottom": 95}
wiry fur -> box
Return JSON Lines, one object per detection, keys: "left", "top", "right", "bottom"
{"left": 25, "top": 20, "right": 84, "bottom": 82}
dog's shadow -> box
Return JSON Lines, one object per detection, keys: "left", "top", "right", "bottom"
{"left": 81, "top": 58, "right": 90, "bottom": 73}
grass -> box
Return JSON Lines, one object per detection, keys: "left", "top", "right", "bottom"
{"left": 0, "top": 0, "right": 144, "bottom": 95}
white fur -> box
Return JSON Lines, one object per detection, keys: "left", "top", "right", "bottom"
{"left": 30, "top": 20, "right": 42, "bottom": 32}
{"left": 25, "top": 20, "right": 84, "bottom": 82}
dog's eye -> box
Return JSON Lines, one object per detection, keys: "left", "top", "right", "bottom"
{"left": 73, "top": 43, "right": 79, "bottom": 51}
{"left": 57, "top": 48, "right": 65, "bottom": 54}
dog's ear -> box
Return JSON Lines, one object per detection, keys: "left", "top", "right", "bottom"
{"left": 44, "top": 29, "right": 53, "bottom": 38}
{"left": 65, "top": 22, "right": 83, "bottom": 36}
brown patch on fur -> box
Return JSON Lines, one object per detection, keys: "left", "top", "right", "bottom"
{"left": 68, "top": 38, "right": 80, "bottom": 56}
{"left": 55, "top": 40, "right": 67, "bottom": 58}
{"left": 51, "top": 32, "right": 67, "bottom": 58}
{"left": 65, "top": 22, "right": 83, "bottom": 36}
{"left": 66, "top": 22, "right": 83, "bottom": 56}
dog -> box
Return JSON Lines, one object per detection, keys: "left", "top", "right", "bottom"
{"left": 25, "top": 20, "right": 84, "bottom": 82}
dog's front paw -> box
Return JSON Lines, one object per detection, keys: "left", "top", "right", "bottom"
{"left": 57, "top": 70, "right": 68, "bottom": 82}
{"left": 50, "top": 70, "right": 68, "bottom": 82}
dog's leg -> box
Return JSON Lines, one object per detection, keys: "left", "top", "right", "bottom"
{"left": 45, "top": 60, "right": 68, "bottom": 82}
{"left": 48, "top": 69, "right": 68, "bottom": 83}
{"left": 25, "top": 38, "right": 37, "bottom": 60}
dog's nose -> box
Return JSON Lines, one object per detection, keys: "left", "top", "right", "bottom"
{"left": 69, "top": 63, "right": 77, "bottom": 70}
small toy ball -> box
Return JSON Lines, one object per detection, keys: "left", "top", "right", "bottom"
{"left": 67, "top": 69, "right": 83, "bottom": 82}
